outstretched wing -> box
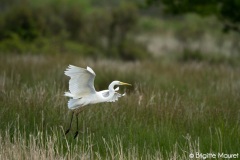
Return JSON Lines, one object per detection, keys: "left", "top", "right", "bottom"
{"left": 65, "top": 65, "right": 96, "bottom": 98}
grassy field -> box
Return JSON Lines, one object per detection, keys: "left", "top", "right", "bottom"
{"left": 0, "top": 54, "right": 239, "bottom": 159}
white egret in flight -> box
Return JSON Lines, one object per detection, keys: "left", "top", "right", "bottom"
{"left": 64, "top": 65, "right": 131, "bottom": 138}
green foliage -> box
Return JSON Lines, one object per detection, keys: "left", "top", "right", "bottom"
{"left": 147, "top": 0, "right": 240, "bottom": 33}
{"left": 105, "top": 2, "right": 141, "bottom": 60}
{"left": 220, "top": 0, "right": 240, "bottom": 32}
{"left": 80, "top": 9, "right": 111, "bottom": 48}
{"left": 0, "top": 0, "right": 146, "bottom": 60}
{"left": 179, "top": 49, "right": 240, "bottom": 66}
{"left": 137, "top": 17, "right": 163, "bottom": 31}
{"left": 179, "top": 50, "right": 204, "bottom": 62}
{"left": 119, "top": 40, "right": 150, "bottom": 60}
{"left": 0, "top": 5, "right": 40, "bottom": 41}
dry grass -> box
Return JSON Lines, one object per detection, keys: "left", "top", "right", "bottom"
{"left": 0, "top": 54, "right": 239, "bottom": 159}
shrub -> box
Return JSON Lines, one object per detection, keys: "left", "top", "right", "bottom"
{"left": 80, "top": 9, "right": 111, "bottom": 48}
{"left": 179, "top": 50, "right": 204, "bottom": 62}
{"left": 0, "top": 0, "right": 149, "bottom": 61}
{"left": 2, "top": 5, "right": 40, "bottom": 41}
{"left": 64, "top": 42, "right": 102, "bottom": 58}
{"left": 106, "top": 3, "right": 138, "bottom": 50}
{"left": 119, "top": 40, "right": 150, "bottom": 61}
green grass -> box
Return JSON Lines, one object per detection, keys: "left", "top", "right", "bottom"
{"left": 0, "top": 54, "right": 239, "bottom": 159}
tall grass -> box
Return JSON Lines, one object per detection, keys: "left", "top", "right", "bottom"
{"left": 0, "top": 54, "right": 239, "bottom": 159}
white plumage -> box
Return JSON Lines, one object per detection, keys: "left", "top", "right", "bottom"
{"left": 64, "top": 65, "right": 96, "bottom": 98}
{"left": 64, "top": 65, "right": 131, "bottom": 110}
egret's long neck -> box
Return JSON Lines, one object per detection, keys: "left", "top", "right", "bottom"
{"left": 102, "top": 82, "right": 116, "bottom": 101}
{"left": 108, "top": 82, "right": 116, "bottom": 95}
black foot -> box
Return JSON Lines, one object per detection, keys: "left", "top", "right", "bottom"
{"left": 74, "top": 131, "right": 79, "bottom": 139}
{"left": 65, "top": 129, "right": 70, "bottom": 135}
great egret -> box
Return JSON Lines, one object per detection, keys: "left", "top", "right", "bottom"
{"left": 64, "top": 65, "right": 131, "bottom": 138}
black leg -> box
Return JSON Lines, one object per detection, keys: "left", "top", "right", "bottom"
{"left": 65, "top": 112, "right": 74, "bottom": 135}
{"left": 74, "top": 114, "right": 79, "bottom": 139}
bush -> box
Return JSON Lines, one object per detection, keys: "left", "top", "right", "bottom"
{"left": 64, "top": 42, "right": 102, "bottom": 58}
{"left": 179, "top": 50, "right": 204, "bottom": 62}
{"left": 0, "top": 34, "right": 27, "bottom": 53}
{"left": 178, "top": 49, "right": 240, "bottom": 66}
{"left": 0, "top": 1, "right": 149, "bottom": 61}
{"left": 1, "top": 5, "right": 40, "bottom": 41}
{"left": 80, "top": 9, "right": 111, "bottom": 48}
{"left": 119, "top": 40, "right": 150, "bottom": 61}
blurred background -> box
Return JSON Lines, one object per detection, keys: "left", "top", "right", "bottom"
{"left": 0, "top": 0, "right": 240, "bottom": 63}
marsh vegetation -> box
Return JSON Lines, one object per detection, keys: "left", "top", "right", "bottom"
{"left": 0, "top": 55, "right": 239, "bottom": 159}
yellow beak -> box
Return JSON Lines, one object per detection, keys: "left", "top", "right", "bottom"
{"left": 120, "top": 82, "right": 132, "bottom": 86}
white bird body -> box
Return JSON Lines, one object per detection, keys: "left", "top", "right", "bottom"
{"left": 64, "top": 65, "right": 130, "bottom": 111}
{"left": 66, "top": 91, "right": 120, "bottom": 110}
{"left": 64, "top": 65, "right": 131, "bottom": 138}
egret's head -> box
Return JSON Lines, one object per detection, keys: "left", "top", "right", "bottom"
{"left": 109, "top": 81, "right": 131, "bottom": 90}
{"left": 114, "top": 80, "right": 131, "bottom": 86}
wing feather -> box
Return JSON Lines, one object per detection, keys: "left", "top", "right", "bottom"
{"left": 108, "top": 92, "right": 125, "bottom": 102}
{"left": 65, "top": 65, "right": 96, "bottom": 97}
{"left": 99, "top": 89, "right": 125, "bottom": 102}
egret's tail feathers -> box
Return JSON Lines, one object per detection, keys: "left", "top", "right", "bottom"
{"left": 64, "top": 92, "right": 74, "bottom": 97}
{"left": 68, "top": 99, "right": 81, "bottom": 109}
